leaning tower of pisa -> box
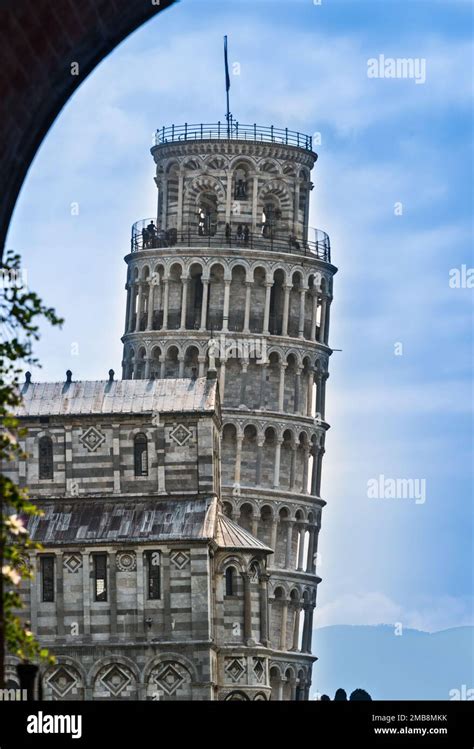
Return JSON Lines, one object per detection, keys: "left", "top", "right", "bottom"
{"left": 121, "top": 122, "right": 336, "bottom": 700}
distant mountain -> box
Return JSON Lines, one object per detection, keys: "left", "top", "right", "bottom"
{"left": 311, "top": 625, "right": 474, "bottom": 700}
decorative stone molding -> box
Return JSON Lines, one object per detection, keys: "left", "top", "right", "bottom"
{"left": 116, "top": 551, "right": 137, "bottom": 572}
{"left": 79, "top": 426, "right": 106, "bottom": 453}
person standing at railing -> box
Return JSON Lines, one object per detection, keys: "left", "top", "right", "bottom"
{"left": 225, "top": 222, "right": 231, "bottom": 242}
{"left": 236, "top": 224, "right": 243, "bottom": 242}
{"left": 146, "top": 221, "right": 157, "bottom": 248}
{"left": 243, "top": 225, "right": 250, "bottom": 245}
{"left": 141, "top": 226, "right": 149, "bottom": 249}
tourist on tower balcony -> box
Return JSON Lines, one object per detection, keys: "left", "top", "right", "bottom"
{"left": 146, "top": 221, "right": 157, "bottom": 247}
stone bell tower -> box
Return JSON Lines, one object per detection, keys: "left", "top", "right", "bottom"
{"left": 121, "top": 122, "right": 336, "bottom": 700}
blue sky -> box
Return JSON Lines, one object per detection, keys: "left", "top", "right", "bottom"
{"left": 6, "top": 0, "right": 473, "bottom": 640}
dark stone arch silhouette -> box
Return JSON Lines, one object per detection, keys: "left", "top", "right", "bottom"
{"left": 0, "top": 0, "right": 177, "bottom": 258}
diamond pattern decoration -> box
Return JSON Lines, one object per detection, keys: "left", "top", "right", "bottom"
{"left": 253, "top": 658, "right": 264, "bottom": 682}
{"left": 170, "top": 550, "right": 190, "bottom": 569}
{"left": 46, "top": 666, "right": 78, "bottom": 698}
{"left": 63, "top": 554, "right": 82, "bottom": 574}
{"left": 100, "top": 665, "right": 132, "bottom": 697}
{"left": 225, "top": 658, "right": 245, "bottom": 683}
{"left": 153, "top": 664, "right": 185, "bottom": 696}
{"left": 169, "top": 423, "right": 192, "bottom": 446}
{"left": 79, "top": 426, "right": 105, "bottom": 453}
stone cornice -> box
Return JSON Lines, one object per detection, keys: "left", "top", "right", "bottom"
{"left": 151, "top": 139, "right": 317, "bottom": 168}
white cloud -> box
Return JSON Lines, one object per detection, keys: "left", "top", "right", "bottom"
{"left": 314, "top": 591, "right": 474, "bottom": 631}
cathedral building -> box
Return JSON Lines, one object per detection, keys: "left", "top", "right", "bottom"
{"left": 6, "top": 121, "right": 336, "bottom": 700}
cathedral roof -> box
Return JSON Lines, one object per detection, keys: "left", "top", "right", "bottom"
{"left": 27, "top": 496, "right": 217, "bottom": 544}
{"left": 14, "top": 377, "right": 218, "bottom": 418}
{"left": 215, "top": 513, "right": 273, "bottom": 553}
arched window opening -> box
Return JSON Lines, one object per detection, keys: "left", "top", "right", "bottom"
{"left": 234, "top": 167, "right": 248, "bottom": 199}
{"left": 134, "top": 433, "right": 148, "bottom": 477}
{"left": 225, "top": 566, "right": 235, "bottom": 596}
{"left": 198, "top": 192, "right": 218, "bottom": 236}
{"left": 38, "top": 436, "right": 53, "bottom": 480}
{"left": 262, "top": 198, "right": 281, "bottom": 238}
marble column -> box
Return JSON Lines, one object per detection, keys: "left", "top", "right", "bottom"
{"left": 292, "top": 605, "right": 301, "bottom": 651}
{"left": 144, "top": 357, "right": 151, "bottom": 379}
{"left": 310, "top": 446, "right": 319, "bottom": 496}
{"left": 177, "top": 173, "right": 184, "bottom": 232}
{"left": 134, "top": 284, "right": 142, "bottom": 332}
{"left": 306, "top": 527, "right": 316, "bottom": 573}
{"left": 320, "top": 374, "right": 328, "bottom": 420}
{"left": 270, "top": 518, "right": 278, "bottom": 552}
{"left": 125, "top": 283, "right": 135, "bottom": 333}
{"left": 263, "top": 281, "right": 273, "bottom": 336}
{"left": 146, "top": 282, "right": 154, "bottom": 330}
{"left": 219, "top": 360, "right": 226, "bottom": 402}
{"left": 298, "top": 287, "right": 306, "bottom": 338}
{"left": 162, "top": 278, "right": 169, "bottom": 329}
{"left": 294, "top": 367, "right": 302, "bottom": 414}
{"left": 180, "top": 276, "right": 188, "bottom": 330}
{"left": 200, "top": 278, "right": 209, "bottom": 331}
{"left": 242, "top": 572, "right": 252, "bottom": 643}
{"left": 256, "top": 436, "right": 265, "bottom": 486}
{"left": 302, "top": 444, "right": 310, "bottom": 494}
{"left": 324, "top": 299, "right": 331, "bottom": 343}
{"left": 282, "top": 284, "right": 291, "bottom": 337}
{"left": 297, "top": 525, "right": 306, "bottom": 571}
{"left": 243, "top": 281, "right": 252, "bottom": 333}
{"left": 289, "top": 442, "right": 297, "bottom": 491}
{"left": 285, "top": 521, "right": 294, "bottom": 568}
{"left": 278, "top": 362, "right": 287, "bottom": 411}
{"left": 318, "top": 297, "right": 327, "bottom": 343}
{"left": 222, "top": 279, "right": 231, "bottom": 332}
{"left": 310, "top": 291, "right": 318, "bottom": 340}
{"left": 258, "top": 360, "right": 268, "bottom": 409}
{"left": 234, "top": 428, "right": 243, "bottom": 490}
{"left": 316, "top": 447, "right": 325, "bottom": 496}
{"left": 197, "top": 355, "right": 206, "bottom": 378}
{"left": 306, "top": 370, "right": 314, "bottom": 417}
{"left": 273, "top": 438, "right": 282, "bottom": 489}
{"left": 279, "top": 600, "right": 288, "bottom": 651}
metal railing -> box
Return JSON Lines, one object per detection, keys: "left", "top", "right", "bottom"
{"left": 131, "top": 219, "right": 331, "bottom": 262}
{"left": 153, "top": 122, "right": 313, "bottom": 150}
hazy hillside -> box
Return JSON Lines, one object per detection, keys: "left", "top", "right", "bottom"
{"left": 311, "top": 625, "right": 474, "bottom": 700}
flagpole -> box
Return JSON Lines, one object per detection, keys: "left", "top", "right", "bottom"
{"left": 224, "top": 35, "right": 231, "bottom": 138}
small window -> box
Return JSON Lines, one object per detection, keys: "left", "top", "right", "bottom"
{"left": 146, "top": 551, "right": 161, "bottom": 600}
{"left": 225, "top": 566, "right": 235, "bottom": 596}
{"left": 93, "top": 554, "right": 107, "bottom": 602}
{"left": 134, "top": 433, "right": 148, "bottom": 477}
{"left": 41, "top": 556, "right": 55, "bottom": 602}
{"left": 38, "top": 436, "right": 53, "bottom": 480}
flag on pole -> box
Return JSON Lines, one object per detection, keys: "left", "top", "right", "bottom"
{"left": 224, "top": 35, "right": 231, "bottom": 92}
